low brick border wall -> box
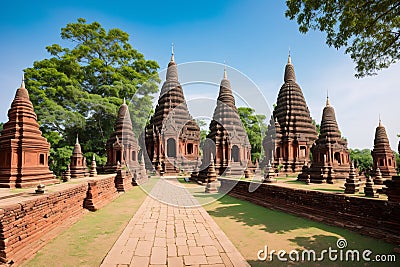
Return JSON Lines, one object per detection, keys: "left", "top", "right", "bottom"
{"left": 219, "top": 178, "right": 400, "bottom": 245}
{"left": 0, "top": 172, "right": 140, "bottom": 264}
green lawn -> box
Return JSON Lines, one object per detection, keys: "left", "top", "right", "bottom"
{"left": 21, "top": 186, "right": 147, "bottom": 267}
{"left": 204, "top": 195, "right": 399, "bottom": 267}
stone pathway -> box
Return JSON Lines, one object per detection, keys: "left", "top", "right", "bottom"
{"left": 101, "top": 178, "right": 249, "bottom": 267}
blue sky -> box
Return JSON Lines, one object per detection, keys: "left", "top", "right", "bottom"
{"left": 0, "top": 0, "right": 399, "bottom": 150}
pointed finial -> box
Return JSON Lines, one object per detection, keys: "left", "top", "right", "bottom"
{"left": 223, "top": 62, "right": 227, "bottom": 79}
{"left": 326, "top": 90, "right": 331, "bottom": 107}
{"left": 21, "top": 73, "right": 25, "bottom": 88}
{"left": 378, "top": 114, "right": 382, "bottom": 127}
{"left": 170, "top": 43, "right": 175, "bottom": 62}
{"left": 123, "top": 97, "right": 126, "bottom": 105}
{"left": 76, "top": 134, "right": 79, "bottom": 144}
{"left": 92, "top": 153, "right": 96, "bottom": 161}
{"left": 288, "top": 48, "right": 292, "bottom": 64}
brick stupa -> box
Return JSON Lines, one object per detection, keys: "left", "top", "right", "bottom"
{"left": 0, "top": 78, "right": 57, "bottom": 188}
{"left": 302, "top": 97, "right": 350, "bottom": 183}
{"left": 104, "top": 99, "right": 140, "bottom": 174}
{"left": 199, "top": 68, "right": 251, "bottom": 180}
{"left": 145, "top": 48, "right": 200, "bottom": 175}
{"left": 263, "top": 54, "right": 317, "bottom": 173}
{"left": 70, "top": 135, "right": 88, "bottom": 178}
{"left": 371, "top": 119, "right": 397, "bottom": 183}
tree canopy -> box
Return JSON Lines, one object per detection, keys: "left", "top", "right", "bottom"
{"left": 285, "top": 0, "right": 400, "bottom": 77}
{"left": 238, "top": 107, "right": 267, "bottom": 162}
{"left": 349, "top": 148, "right": 373, "bottom": 176}
{"left": 24, "top": 18, "right": 159, "bottom": 176}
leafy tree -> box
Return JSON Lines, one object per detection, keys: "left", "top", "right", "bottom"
{"left": 195, "top": 119, "right": 208, "bottom": 154}
{"left": 312, "top": 119, "right": 320, "bottom": 135}
{"left": 0, "top": 122, "right": 3, "bottom": 133}
{"left": 24, "top": 18, "right": 159, "bottom": 176}
{"left": 349, "top": 148, "right": 373, "bottom": 176}
{"left": 238, "top": 107, "right": 267, "bottom": 162}
{"left": 285, "top": 0, "right": 400, "bottom": 77}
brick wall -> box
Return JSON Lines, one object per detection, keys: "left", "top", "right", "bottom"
{"left": 219, "top": 179, "right": 400, "bottom": 245}
{"left": 0, "top": 172, "right": 137, "bottom": 264}
{"left": 84, "top": 175, "right": 119, "bottom": 211}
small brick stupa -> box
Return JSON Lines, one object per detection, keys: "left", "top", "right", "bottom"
{"left": 263, "top": 54, "right": 317, "bottom": 173}
{"left": 200, "top": 68, "right": 251, "bottom": 179}
{"left": 0, "top": 77, "right": 57, "bottom": 188}
{"left": 145, "top": 47, "right": 200, "bottom": 175}
{"left": 371, "top": 119, "right": 397, "bottom": 183}
{"left": 70, "top": 135, "right": 88, "bottom": 178}
{"left": 304, "top": 97, "right": 350, "bottom": 183}
{"left": 104, "top": 99, "right": 140, "bottom": 174}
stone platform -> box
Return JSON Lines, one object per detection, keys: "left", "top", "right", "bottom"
{"left": 101, "top": 178, "right": 249, "bottom": 266}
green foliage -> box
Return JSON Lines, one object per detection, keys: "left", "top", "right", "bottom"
{"left": 0, "top": 122, "right": 3, "bottom": 133}
{"left": 49, "top": 146, "right": 74, "bottom": 177}
{"left": 238, "top": 107, "right": 267, "bottom": 162}
{"left": 349, "top": 148, "right": 373, "bottom": 176}
{"left": 24, "top": 18, "right": 159, "bottom": 176}
{"left": 195, "top": 119, "right": 208, "bottom": 154}
{"left": 394, "top": 151, "right": 400, "bottom": 174}
{"left": 312, "top": 119, "right": 320, "bottom": 135}
{"left": 285, "top": 0, "right": 400, "bottom": 77}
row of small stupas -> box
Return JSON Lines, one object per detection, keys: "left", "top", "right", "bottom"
{"left": 144, "top": 48, "right": 251, "bottom": 178}
{"left": 0, "top": 78, "right": 146, "bottom": 188}
{"left": 262, "top": 54, "right": 398, "bottom": 184}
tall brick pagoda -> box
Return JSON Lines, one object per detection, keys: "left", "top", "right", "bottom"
{"left": 200, "top": 68, "right": 251, "bottom": 177}
{"left": 371, "top": 119, "right": 397, "bottom": 182}
{"left": 144, "top": 48, "right": 200, "bottom": 175}
{"left": 302, "top": 97, "right": 350, "bottom": 183}
{"left": 0, "top": 78, "right": 57, "bottom": 188}
{"left": 104, "top": 99, "right": 140, "bottom": 173}
{"left": 70, "top": 135, "right": 88, "bottom": 178}
{"left": 263, "top": 54, "right": 317, "bottom": 173}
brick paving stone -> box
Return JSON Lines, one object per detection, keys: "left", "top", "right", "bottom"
{"left": 167, "top": 244, "right": 177, "bottom": 257}
{"left": 167, "top": 256, "right": 184, "bottom": 267}
{"left": 150, "top": 247, "right": 167, "bottom": 265}
{"left": 100, "top": 178, "right": 249, "bottom": 267}
{"left": 189, "top": 246, "right": 204, "bottom": 255}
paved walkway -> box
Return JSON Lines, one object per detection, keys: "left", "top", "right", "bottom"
{"left": 101, "top": 178, "right": 249, "bottom": 267}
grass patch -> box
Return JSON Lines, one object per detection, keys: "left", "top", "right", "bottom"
{"left": 21, "top": 186, "right": 147, "bottom": 267}
{"left": 205, "top": 195, "right": 398, "bottom": 266}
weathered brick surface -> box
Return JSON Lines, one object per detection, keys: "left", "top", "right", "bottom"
{"left": 0, "top": 172, "right": 135, "bottom": 264}
{"left": 84, "top": 176, "right": 119, "bottom": 211}
{"left": 219, "top": 178, "right": 400, "bottom": 245}
{"left": 0, "top": 183, "right": 88, "bottom": 264}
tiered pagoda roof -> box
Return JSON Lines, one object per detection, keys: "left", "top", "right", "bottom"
{"left": 0, "top": 77, "right": 57, "bottom": 188}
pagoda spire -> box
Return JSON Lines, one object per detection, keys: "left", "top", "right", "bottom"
{"left": 223, "top": 64, "right": 227, "bottom": 80}
{"left": 21, "top": 73, "right": 25, "bottom": 88}
{"left": 171, "top": 43, "right": 175, "bottom": 62}
{"left": 284, "top": 52, "right": 296, "bottom": 82}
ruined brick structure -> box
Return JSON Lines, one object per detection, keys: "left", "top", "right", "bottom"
{"left": 104, "top": 99, "right": 140, "bottom": 174}
{"left": 301, "top": 97, "right": 350, "bottom": 183}
{"left": 70, "top": 135, "right": 88, "bottom": 178}
{"left": 263, "top": 55, "right": 317, "bottom": 173}
{"left": 0, "top": 79, "right": 57, "bottom": 188}
{"left": 199, "top": 69, "right": 251, "bottom": 179}
{"left": 145, "top": 49, "right": 200, "bottom": 175}
{"left": 371, "top": 119, "right": 397, "bottom": 183}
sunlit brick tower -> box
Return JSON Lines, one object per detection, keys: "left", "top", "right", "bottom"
{"left": 0, "top": 77, "right": 57, "bottom": 188}
{"left": 145, "top": 47, "right": 200, "bottom": 175}
{"left": 371, "top": 119, "right": 397, "bottom": 183}
{"left": 69, "top": 135, "right": 88, "bottom": 178}
{"left": 304, "top": 97, "right": 350, "bottom": 183}
{"left": 199, "top": 68, "right": 251, "bottom": 179}
{"left": 104, "top": 99, "right": 140, "bottom": 174}
{"left": 263, "top": 54, "right": 318, "bottom": 173}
